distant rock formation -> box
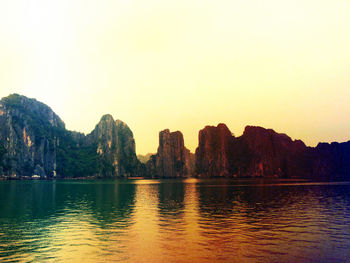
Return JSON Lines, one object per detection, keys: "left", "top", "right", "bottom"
{"left": 309, "top": 141, "right": 350, "bottom": 180}
{"left": 195, "top": 124, "right": 350, "bottom": 180}
{"left": 1, "top": 93, "right": 350, "bottom": 180}
{"left": 146, "top": 129, "right": 194, "bottom": 178}
{"left": 137, "top": 153, "right": 153, "bottom": 164}
{"left": 0, "top": 94, "right": 64, "bottom": 177}
{"left": 0, "top": 94, "right": 142, "bottom": 178}
{"left": 195, "top": 124, "right": 309, "bottom": 177}
{"left": 184, "top": 148, "right": 195, "bottom": 176}
{"left": 88, "top": 114, "right": 140, "bottom": 177}
{"left": 238, "top": 126, "right": 309, "bottom": 178}
{"left": 195, "top": 124, "right": 235, "bottom": 177}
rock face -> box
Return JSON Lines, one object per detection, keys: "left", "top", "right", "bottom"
{"left": 146, "top": 129, "right": 194, "bottom": 178}
{"left": 309, "top": 142, "right": 350, "bottom": 180}
{"left": 0, "top": 94, "right": 64, "bottom": 177}
{"left": 238, "top": 126, "right": 309, "bottom": 178}
{"left": 88, "top": 115, "right": 140, "bottom": 177}
{"left": 0, "top": 94, "right": 141, "bottom": 178}
{"left": 195, "top": 124, "right": 309, "bottom": 177}
{"left": 137, "top": 153, "right": 153, "bottom": 164}
{"left": 195, "top": 124, "right": 350, "bottom": 180}
{"left": 195, "top": 124, "right": 235, "bottom": 177}
{"left": 2, "top": 94, "right": 350, "bottom": 180}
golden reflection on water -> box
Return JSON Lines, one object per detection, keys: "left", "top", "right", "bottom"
{"left": 41, "top": 215, "right": 99, "bottom": 262}
{"left": 0, "top": 179, "right": 350, "bottom": 262}
{"left": 129, "top": 183, "right": 162, "bottom": 262}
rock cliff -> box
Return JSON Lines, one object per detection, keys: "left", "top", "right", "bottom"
{"left": 195, "top": 124, "right": 309, "bottom": 177}
{"left": 195, "top": 124, "right": 235, "bottom": 177}
{"left": 238, "top": 126, "right": 308, "bottom": 178}
{"left": 146, "top": 129, "right": 194, "bottom": 178}
{"left": 88, "top": 115, "right": 140, "bottom": 177}
{"left": 0, "top": 94, "right": 64, "bottom": 177}
{"left": 309, "top": 141, "right": 350, "bottom": 180}
{"left": 195, "top": 124, "right": 350, "bottom": 180}
{"left": 0, "top": 94, "right": 141, "bottom": 178}
{"left": 1, "top": 94, "right": 350, "bottom": 180}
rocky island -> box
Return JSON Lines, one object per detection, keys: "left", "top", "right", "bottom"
{"left": 146, "top": 129, "right": 194, "bottom": 178}
{"left": 0, "top": 94, "right": 349, "bottom": 180}
{"left": 0, "top": 94, "right": 142, "bottom": 178}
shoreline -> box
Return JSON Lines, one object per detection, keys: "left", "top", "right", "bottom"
{"left": 0, "top": 176, "right": 324, "bottom": 182}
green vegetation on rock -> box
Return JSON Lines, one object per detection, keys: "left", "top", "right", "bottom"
{"left": 0, "top": 94, "right": 142, "bottom": 178}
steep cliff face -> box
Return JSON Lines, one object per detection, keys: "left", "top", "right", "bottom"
{"left": 194, "top": 124, "right": 350, "bottom": 180}
{"left": 195, "top": 124, "right": 309, "bottom": 178}
{"left": 0, "top": 94, "right": 64, "bottom": 177}
{"left": 195, "top": 124, "right": 235, "bottom": 177}
{"left": 2, "top": 94, "right": 350, "bottom": 180}
{"left": 88, "top": 115, "right": 141, "bottom": 177}
{"left": 309, "top": 141, "right": 350, "bottom": 180}
{"left": 239, "top": 126, "right": 308, "bottom": 178}
{"left": 0, "top": 94, "right": 141, "bottom": 178}
{"left": 146, "top": 129, "right": 193, "bottom": 178}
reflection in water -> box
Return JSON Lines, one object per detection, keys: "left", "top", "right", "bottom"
{"left": 128, "top": 183, "right": 162, "bottom": 262}
{"left": 0, "top": 179, "right": 350, "bottom": 262}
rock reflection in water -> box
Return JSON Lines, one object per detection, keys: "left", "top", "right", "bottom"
{"left": 0, "top": 179, "right": 350, "bottom": 262}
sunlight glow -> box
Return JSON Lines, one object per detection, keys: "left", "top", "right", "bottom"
{"left": 1, "top": 0, "right": 350, "bottom": 154}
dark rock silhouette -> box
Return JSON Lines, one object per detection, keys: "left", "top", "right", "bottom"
{"left": 195, "top": 124, "right": 350, "bottom": 180}
{"left": 146, "top": 129, "right": 194, "bottom": 178}
{"left": 309, "top": 142, "right": 350, "bottom": 180}
{"left": 239, "top": 126, "right": 308, "bottom": 178}
{"left": 1, "top": 93, "right": 350, "bottom": 180}
{"left": 195, "top": 124, "right": 235, "bottom": 177}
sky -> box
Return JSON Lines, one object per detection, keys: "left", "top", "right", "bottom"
{"left": 1, "top": 0, "right": 350, "bottom": 154}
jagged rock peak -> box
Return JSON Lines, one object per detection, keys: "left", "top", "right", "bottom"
{"left": 159, "top": 129, "right": 184, "bottom": 147}
{"left": 115, "top": 119, "right": 128, "bottom": 127}
{"left": 96, "top": 115, "right": 132, "bottom": 132}
{"left": 100, "top": 114, "right": 115, "bottom": 122}
{"left": 146, "top": 129, "right": 193, "bottom": 178}
{"left": 243, "top": 125, "right": 287, "bottom": 138}
{"left": 217, "top": 123, "right": 231, "bottom": 131}
{"left": 0, "top": 93, "right": 66, "bottom": 178}
{"left": 89, "top": 113, "right": 139, "bottom": 177}
{"left": 243, "top": 125, "right": 306, "bottom": 147}
{"left": 195, "top": 123, "right": 235, "bottom": 177}
{"left": 203, "top": 123, "right": 232, "bottom": 133}
{"left": 0, "top": 93, "right": 65, "bottom": 129}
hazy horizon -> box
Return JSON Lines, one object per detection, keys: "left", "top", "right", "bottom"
{"left": 1, "top": 0, "right": 350, "bottom": 154}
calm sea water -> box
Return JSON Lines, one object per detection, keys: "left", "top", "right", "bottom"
{"left": 0, "top": 179, "right": 350, "bottom": 262}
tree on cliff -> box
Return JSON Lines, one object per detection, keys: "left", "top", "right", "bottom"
{"left": 0, "top": 143, "right": 6, "bottom": 164}
{"left": 0, "top": 142, "right": 7, "bottom": 174}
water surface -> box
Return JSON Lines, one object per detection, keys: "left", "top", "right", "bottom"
{"left": 0, "top": 179, "right": 350, "bottom": 262}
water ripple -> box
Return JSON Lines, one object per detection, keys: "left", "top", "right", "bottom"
{"left": 0, "top": 179, "right": 350, "bottom": 262}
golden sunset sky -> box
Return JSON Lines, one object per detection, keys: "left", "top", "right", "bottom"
{"left": 1, "top": 0, "right": 350, "bottom": 154}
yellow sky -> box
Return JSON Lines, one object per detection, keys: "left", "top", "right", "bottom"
{"left": 1, "top": 0, "right": 350, "bottom": 154}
